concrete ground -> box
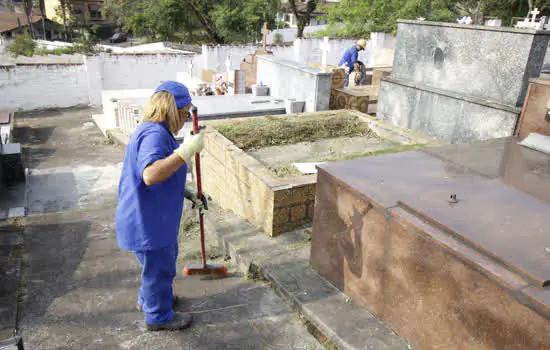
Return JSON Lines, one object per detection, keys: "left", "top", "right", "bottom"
{"left": 11, "top": 108, "right": 322, "bottom": 349}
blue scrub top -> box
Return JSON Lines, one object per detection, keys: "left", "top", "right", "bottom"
{"left": 116, "top": 121, "right": 187, "bottom": 251}
{"left": 339, "top": 45, "right": 359, "bottom": 70}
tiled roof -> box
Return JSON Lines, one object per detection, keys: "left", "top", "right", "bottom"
{"left": 0, "top": 11, "right": 42, "bottom": 33}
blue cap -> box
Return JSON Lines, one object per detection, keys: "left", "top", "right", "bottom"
{"left": 154, "top": 81, "right": 192, "bottom": 109}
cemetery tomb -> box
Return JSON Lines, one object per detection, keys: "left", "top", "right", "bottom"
{"left": 198, "top": 111, "right": 438, "bottom": 236}
{"left": 96, "top": 91, "right": 288, "bottom": 138}
{"left": 311, "top": 137, "right": 550, "bottom": 350}
{"left": 377, "top": 20, "right": 550, "bottom": 143}
{"left": 517, "top": 78, "right": 550, "bottom": 140}
{"left": 256, "top": 55, "right": 333, "bottom": 113}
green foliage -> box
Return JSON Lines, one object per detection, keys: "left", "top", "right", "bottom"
{"left": 323, "top": 0, "right": 550, "bottom": 36}
{"left": 273, "top": 33, "right": 284, "bottom": 44}
{"left": 104, "top": 0, "right": 280, "bottom": 44}
{"left": 9, "top": 30, "right": 36, "bottom": 57}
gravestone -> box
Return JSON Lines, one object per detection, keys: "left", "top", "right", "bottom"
{"left": 320, "top": 37, "right": 330, "bottom": 68}
{"left": 377, "top": 20, "right": 550, "bottom": 143}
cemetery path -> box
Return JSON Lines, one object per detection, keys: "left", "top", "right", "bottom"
{"left": 13, "top": 108, "right": 321, "bottom": 349}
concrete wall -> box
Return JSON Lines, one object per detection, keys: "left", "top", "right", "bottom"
{"left": 266, "top": 25, "right": 329, "bottom": 44}
{"left": 377, "top": 78, "right": 519, "bottom": 143}
{"left": 0, "top": 54, "right": 193, "bottom": 111}
{"left": 0, "top": 64, "right": 89, "bottom": 110}
{"left": 257, "top": 55, "right": 332, "bottom": 112}
{"left": 392, "top": 20, "right": 550, "bottom": 107}
{"left": 198, "top": 34, "right": 396, "bottom": 74}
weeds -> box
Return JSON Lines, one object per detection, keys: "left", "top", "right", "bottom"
{"left": 214, "top": 112, "right": 373, "bottom": 151}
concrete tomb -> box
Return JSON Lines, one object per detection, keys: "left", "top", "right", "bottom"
{"left": 94, "top": 90, "right": 287, "bottom": 138}
{"left": 377, "top": 20, "right": 550, "bottom": 143}
{"left": 517, "top": 78, "right": 550, "bottom": 140}
{"left": 197, "top": 111, "right": 438, "bottom": 236}
{"left": 311, "top": 137, "right": 550, "bottom": 349}
{"left": 256, "top": 55, "right": 333, "bottom": 113}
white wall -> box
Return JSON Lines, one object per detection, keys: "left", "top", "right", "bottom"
{"left": 0, "top": 34, "right": 396, "bottom": 111}
{"left": 0, "top": 64, "right": 89, "bottom": 110}
{"left": 0, "top": 54, "right": 194, "bottom": 111}
{"left": 266, "top": 25, "right": 329, "bottom": 44}
{"left": 197, "top": 34, "right": 395, "bottom": 74}
{"left": 98, "top": 54, "right": 193, "bottom": 91}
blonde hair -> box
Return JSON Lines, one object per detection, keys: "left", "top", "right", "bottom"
{"left": 141, "top": 91, "right": 181, "bottom": 134}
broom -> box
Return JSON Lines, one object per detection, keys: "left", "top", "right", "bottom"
{"left": 183, "top": 106, "right": 228, "bottom": 276}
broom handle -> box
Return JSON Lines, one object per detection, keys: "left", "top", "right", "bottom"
{"left": 191, "top": 107, "right": 207, "bottom": 268}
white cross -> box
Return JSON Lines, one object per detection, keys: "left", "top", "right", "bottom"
{"left": 320, "top": 36, "right": 330, "bottom": 68}
{"left": 225, "top": 55, "right": 231, "bottom": 73}
{"left": 294, "top": 38, "right": 302, "bottom": 62}
{"left": 530, "top": 8, "right": 540, "bottom": 24}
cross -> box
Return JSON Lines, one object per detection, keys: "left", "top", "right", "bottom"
{"left": 530, "top": 8, "right": 540, "bottom": 24}
{"left": 261, "top": 23, "right": 270, "bottom": 51}
{"left": 225, "top": 55, "right": 231, "bottom": 73}
{"left": 320, "top": 36, "right": 330, "bottom": 68}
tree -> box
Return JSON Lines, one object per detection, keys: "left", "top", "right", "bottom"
{"left": 323, "top": 0, "right": 549, "bottom": 37}
{"left": 287, "top": 0, "right": 318, "bottom": 38}
{"left": 105, "top": 0, "right": 281, "bottom": 44}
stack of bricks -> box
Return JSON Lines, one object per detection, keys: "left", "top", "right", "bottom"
{"left": 196, "top": 126, "right": 317, "bottom": 236}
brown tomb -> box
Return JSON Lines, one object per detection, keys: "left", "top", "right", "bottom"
{"left": 517, "top": 79, "right": 550, "bottom": 140}
{"left": 310, "top": 137, "right": 550, "bottom": 350}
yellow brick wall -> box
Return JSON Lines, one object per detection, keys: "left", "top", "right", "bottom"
{"left": 198, "top": 128, "right": 316, "bottom": 236}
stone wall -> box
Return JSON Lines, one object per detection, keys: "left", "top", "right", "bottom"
{"left": 377, "top": 78, "right": 519, "bottom": 143}
{"left": 391, "top": 21, "right": 550, "bottom": 107}
{"left": 377, "top": 20, "right": 550, "bottom": 144}
{"left": 256, "top": 55, "right": 332, "bottom": 112}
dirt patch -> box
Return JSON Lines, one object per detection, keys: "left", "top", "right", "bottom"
{"left": 213, "top": 112, "right": 374, "bottom": 151}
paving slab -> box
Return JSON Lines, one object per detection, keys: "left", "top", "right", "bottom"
{"left": 205, "top": 204, "right": 411, "bottom": 350}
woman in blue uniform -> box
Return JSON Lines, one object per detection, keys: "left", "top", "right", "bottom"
{"left": 116, "top": 81, "right": 206, "bottom": 331}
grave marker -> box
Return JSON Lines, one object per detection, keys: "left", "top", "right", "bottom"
{"left": 320, "top": 37, "right": 330, "bottom": 68}
{"left": 261, "top": 23, "right": 270, "bottom": 51}
{"left": 530, "top": 7, "right": 541, "bottom": 24}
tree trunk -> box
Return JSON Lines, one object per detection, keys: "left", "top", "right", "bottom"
{"left": 182, "top": 0, "right": 224, "bottom": 43}
{"left": 296, "top": 18, "right": 306, "bottom": 38}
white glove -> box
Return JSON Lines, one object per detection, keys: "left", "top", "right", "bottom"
{"left": 174, "top": 130, "right": 205, "bottom": 163}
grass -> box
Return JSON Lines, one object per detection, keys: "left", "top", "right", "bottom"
{"left": 317, "top": 143, "right": 427, "bottom": 163}
{"left": 214, "top": 112, "right": 374, "bottom": 151}
{"left": 268, "top": 164, "right": 302, "bottom": 178}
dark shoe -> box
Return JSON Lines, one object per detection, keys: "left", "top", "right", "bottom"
{"left": 136, "top": 296, "right": 179, "bottom": 312}
{"left": 146, "top": 313, "right": 193, "bottom": 331}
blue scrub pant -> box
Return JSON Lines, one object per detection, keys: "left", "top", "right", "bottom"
{"left": 135, "top": 244, "right": 178, "bottom": 325}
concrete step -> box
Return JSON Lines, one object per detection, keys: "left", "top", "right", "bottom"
{"left": 205, "top": 203, "right": 411, "bottom": 350}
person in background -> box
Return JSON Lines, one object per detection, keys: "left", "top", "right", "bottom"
{"left": 116, "top": 81, "right": 207, "bottom": 331}
{"left": 339, "top": 39, "right": 367, "bottom": 87}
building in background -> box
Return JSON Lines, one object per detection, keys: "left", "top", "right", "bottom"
{"left": 43, "top": 0, "right": 113, "bottom": 33}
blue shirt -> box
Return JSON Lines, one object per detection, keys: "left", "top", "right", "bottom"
{"left": 116, "top": 121, "right": 187, "bottom": 251}
{"left": 339, "top": 46, "right": 359, "bottom": 70}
